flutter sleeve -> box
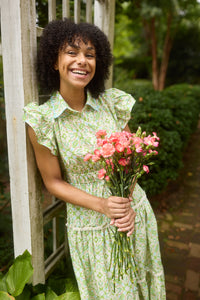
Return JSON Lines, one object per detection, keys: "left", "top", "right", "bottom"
{"left": 103, "top": 88, "right": 136, "bottom": 129}
{"left": 23, "top": 102, "right": 58, "bottom": 156}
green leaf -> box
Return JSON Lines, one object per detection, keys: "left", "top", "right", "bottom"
{"left": 64, "top": 278, "right": 79, "bottom": 293}
{"left": 0, "top": 274, "right": 8, "bottom": 292}
{"left": 31, "top": 294, "right": 45, "bottom": 300}
{"left": 15, "top": 285, "right": 31, "bottom": 300}
{"left": 6, "top": 250, "right": 33, "bottom": 297}
{"left": 0, "top": 291, "right": 15, "bottom": 300}
{"left": 45, "top": 288, "right": 57, "bottom": 300}
{"left": 56, "top": 292, "right": 80, "bottom": 300}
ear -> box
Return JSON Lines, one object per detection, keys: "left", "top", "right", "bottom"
{"left": 54, "top": 61, "right": 58, "bottom": 70}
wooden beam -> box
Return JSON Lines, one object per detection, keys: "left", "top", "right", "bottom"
{"left": 86, "top": 0, "right": 93, "bottom": 23}
{"left": 48, "top": 0, "right": 56, "bottom": 22}
{"left": 62, "top": 0, "right": 70, "bottom": 19}
{"left": 74, "top": 0, "right": 81, "bottom": 23}
{"left": 45, "top": 244, "right": 65, "bottom": 278}
{"left": 1, "top": 0, "right": 45, "bottom": 284}
{"left": 43, "top": 199, "right": 65, "bottom": 225}
{"left": 94, "top": 0, "right": 115, "bottom": 88}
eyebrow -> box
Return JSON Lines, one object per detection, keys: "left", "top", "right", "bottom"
{"left": 67, "top": 44, "right": 95, "bottom": 51}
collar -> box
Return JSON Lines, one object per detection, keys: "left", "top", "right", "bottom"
{"left": 50, "top": 90, "right": 99, "bottom": 118}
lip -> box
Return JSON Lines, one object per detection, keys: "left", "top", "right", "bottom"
{"left": 70, "top": 68, "right": 89, "bottom": 75}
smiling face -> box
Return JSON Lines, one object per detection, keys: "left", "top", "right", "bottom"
{"left": 55, "top": 39, "right": 96, "bottom": 94}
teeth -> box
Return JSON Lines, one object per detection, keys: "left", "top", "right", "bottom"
{"left": 72, "top": 70, "right": 87, "bottom": 75}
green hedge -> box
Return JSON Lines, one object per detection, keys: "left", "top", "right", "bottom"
{"left": 119, "top": 83, "right": 200, "bottom": 196}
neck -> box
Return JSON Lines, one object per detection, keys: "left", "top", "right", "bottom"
{"left": 59, "top": 87, "right": 86, "bottom": 112}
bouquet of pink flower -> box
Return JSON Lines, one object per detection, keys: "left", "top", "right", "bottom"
{"left": 84, "top": 127, "right": 159, "bottom": 290}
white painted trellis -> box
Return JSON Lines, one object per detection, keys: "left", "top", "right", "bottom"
{"left": 0, "top": 0, "right": 115, "bottom": 285}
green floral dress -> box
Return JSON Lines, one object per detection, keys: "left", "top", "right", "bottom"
{"left": 24, "top": 88, "right": 166, "bottom": 299}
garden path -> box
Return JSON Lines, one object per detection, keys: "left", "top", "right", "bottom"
{"left": 154, "top": 121, "right": 200, "bottom": 300}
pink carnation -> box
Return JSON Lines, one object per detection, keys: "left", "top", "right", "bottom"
{"left": 143, "top": 165, "right": 149, "bottom": 173}
{"left": 84, "top": 153, "right": 93, "bottom": 161}
{"left": 109, "top": 132, "right": 121, "bottom": 143}
{"left": 153, "top": 132, "right": 160, "bottom": 140}
{"left": 126, "top": 148, "right": 132, "bottom": 155}
{"left": 97, "top": 138, "right": 107, "bottom": 147}
{"left": 118, "top": 158, "right": 129, "bottom": 166}
{"left": 149, "top": 149, "right": 158, "bottom": 155}
{"left": 132, "top": 137, "right": 143, "bottom": 145}
{"left": 115, "top": 142, "right": 125, "bottom": 153}
{"left": 100, "top": 143, "right": 115, "bottom": 158}
{"left": 143, "top": 135, "right": 159, "bottom": 147}
{"left": 98, "top": 168, "right": 106, "bottom": 179}
{"left": 95, "top": 130, "right": 107, "bottom": 139}
{"left": 94, "top": 149, "right": 101, "bottom": 156}
{"left": 92, "top": 155, "right": 100, "bottom": 162}
{"left": 135, "top": 146, "right": 143, "bottom": 153}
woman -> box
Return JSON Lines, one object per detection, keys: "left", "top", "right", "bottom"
{"left": 24, "top": 19, "right": 166, "bottom": 299}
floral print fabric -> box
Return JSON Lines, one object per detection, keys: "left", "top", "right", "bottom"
{"left": 24, "top": 88, "right": 166, "bottom": 299}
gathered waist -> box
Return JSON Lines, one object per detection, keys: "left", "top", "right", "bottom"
{"left": 67, "top": 170, "right": 101, "bottom": 185}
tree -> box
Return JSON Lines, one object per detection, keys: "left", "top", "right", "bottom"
{"left": 115, "top": 0, "right": 200, "bottom": 90}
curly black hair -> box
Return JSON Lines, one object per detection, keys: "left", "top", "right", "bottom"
{"left": 37, "top": 19, "right": 113, "bottom": 98}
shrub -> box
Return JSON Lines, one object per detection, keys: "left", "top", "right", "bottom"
{"left": 125, "top": 83, "right": 200, "bottom": 196}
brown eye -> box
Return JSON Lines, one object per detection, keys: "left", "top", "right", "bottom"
{"left": 67, "top": 51, "right": 76, "bottom": 55}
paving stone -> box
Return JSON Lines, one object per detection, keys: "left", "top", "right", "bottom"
{"left": 162, "top": 254, "right": 186, "bottom": 279}
{"left": 166, "top": 282, "right": 182, "bottom": 295}
{"left": 189, "top": 243, "right": 200, "bottom": 258}
{"left": 181, "top": 212, "right": 193, "bottom": 217}
{"left": 191, "top": 233, "right": 200, "bottom": 244}
{"left": 183, "top": 290, "right": 199, "bottom": 300}
{"left": 173, "top": 222, "right": 193, "bottom": 230}
{"left": 186, "top": 257, "right": 200, "bottom": 273}
{"left": 174, "top": 215, "right": 195, "bottom": 225}
{"left": 160, "top": 221, "right": 170, "bottom": 231}
{"left": 166, "top": 292, "right": 179, "bottom": 300}
{"left": 165, "top": 274, "right": 184, "bottom": 286}
{"left": 165, "top": 212, "right": 173, "bottom": 221}
{"left": 185, "top": 270, "right": 200, "bottom": 292}
{"left": 166, "top": 240, "right": 189, "bottom": 251}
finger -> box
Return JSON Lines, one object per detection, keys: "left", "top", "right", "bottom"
{"left": 127, "top": 227, "right": 134, "bottom": 236}
{"left": 111, "top": 207, "right": 130, "bottom": 214}
{"left": 116, "top": 211, "right": 136, "bottom": 225}
{"left": 107, "top": 202, "right": 131, "bottom": 211}
{"left": 111, "top": 212, "right": 129, "bottom": 219}
{"left": 118, "top": 223, "right": 134, "bottom": 233}
{"left": 110, "top": 218, "right": 115, "bottom": 225}
{"left": 110, "top": 197, "right": 130, "bottom": 204}
{"left": 116, "top": 220, "right": 132, "bottom": 229}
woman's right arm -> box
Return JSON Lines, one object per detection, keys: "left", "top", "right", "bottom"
{"left": 28, "top": 126, "right": 131, "bottom": 220}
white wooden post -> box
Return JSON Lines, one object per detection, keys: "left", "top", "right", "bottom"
{"left": 62, "top": 0, "right": 70, "bottom": 19}
{"left": 74, "top": 0, "right": 81, "bottom": 23}
{"left": 1, "top": 0, "right": 45, "bottom": 284}
{"left": 86, "top": 0, "right": 93, "bottom": 23}
{"left": 94, "top": 0, "right": 115, "bottom": 88}
{"left": 48, "top": 0, "right": 56, "bottom": 21}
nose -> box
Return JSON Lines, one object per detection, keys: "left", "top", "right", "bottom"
{"left": 77, "top": 53, "right": 86, "bottom": 65}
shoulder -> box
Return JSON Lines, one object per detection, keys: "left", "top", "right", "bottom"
{"left": 99, "top": 88, "right": 135, "bottom": 107}
{"left": 23, "top": 97, "right": 54, "bottom": 123}
{"left": 101, "top": 88, "right": 131, "bottom": 99}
